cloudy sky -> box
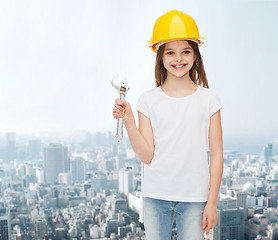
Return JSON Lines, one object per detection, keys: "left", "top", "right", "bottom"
{"left": 0, "top": 0, "right": 277, "bottom": 153}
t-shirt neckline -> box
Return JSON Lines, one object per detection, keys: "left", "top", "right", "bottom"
{"left": 159, "top": 85, "right": 200, "bottom": 99}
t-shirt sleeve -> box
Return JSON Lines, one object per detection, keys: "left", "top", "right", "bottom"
{"left": 136, "top": 92, "right": 150, "bottom": 118}
{"left": 209, "top": 89, "right": 223, "bottom": 117}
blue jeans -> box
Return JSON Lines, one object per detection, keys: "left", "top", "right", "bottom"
{"left": 143, "top": 196, "right": 207, "bottom": 240}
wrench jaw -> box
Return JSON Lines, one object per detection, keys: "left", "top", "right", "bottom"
{"left": 120, "top": 86, "right": 128, "bottom": 92}
{"left": 111, "top": 76, "right": 130, "bottom": 142}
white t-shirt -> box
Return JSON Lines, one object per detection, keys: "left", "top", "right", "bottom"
{"left": 136, "top": 84, "right": 223, "bottom": 202}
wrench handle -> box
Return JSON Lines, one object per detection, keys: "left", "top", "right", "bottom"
{"left": 115, "top": 93, "right": 126, "bottom": 142}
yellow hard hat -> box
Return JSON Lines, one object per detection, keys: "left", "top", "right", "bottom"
{"left": 149, "top": 10, "right": 204, "bottom": 53}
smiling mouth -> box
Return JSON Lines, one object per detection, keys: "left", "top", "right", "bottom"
{"left": 172, "top": 64, "right": 186, "bottom": 69}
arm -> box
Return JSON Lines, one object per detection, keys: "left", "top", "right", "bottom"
{"left": 113, "top": 98, "right": 154, "bottom": 165}
{"left": 207, "top": 110, "right": 224, "bottom": 205}
{"left": 124, "top": 111, "right": 155, "bottom": 165}
{"left": 202, "top": 109, "right": 224, "bottom": 231}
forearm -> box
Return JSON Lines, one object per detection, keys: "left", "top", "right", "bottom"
{"left": 207, "top": 153, "right": 223, "bottom": 206}
{"left": 124, "top": 117, "right": 153, "bottom": 165}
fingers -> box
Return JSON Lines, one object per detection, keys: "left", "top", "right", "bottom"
{"left": 203, "top": 220, "right": 211, "bottom": 232}
{"left": 112, "top": 99, "right": 125, "bottom": 119}
{"left": 202, "top": 213, "right": 211, "bottom": 231}
{"left": 112, "top": 107, "right": 124, "bottom": 119}
{"left": 202, "top": 218, "right": 216, "bottom": 232}
{"left": 202, "top": 213, "right": 207, "bottom": 230}
{"left": 203, "top": 222, "right": 209, "bottom": 231}
{"left": 115, "top": 98, "right": 125, "bottom": 106}
{"left": 114, "top": 102, "right": 125, "bottom": 111}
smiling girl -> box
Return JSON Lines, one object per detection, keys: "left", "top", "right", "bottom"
{"left": 112, "top": 10, "right": 223, "bottom": 240}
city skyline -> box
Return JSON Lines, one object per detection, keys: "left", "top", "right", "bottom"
{"left": 1, "top": 130, "right": 278, "bottom": 156}
{"left": 0, "top": 129, "right": 278, "bottom": 239}
{"left": 0, "top": 1, "right": 278, "bottom": 154}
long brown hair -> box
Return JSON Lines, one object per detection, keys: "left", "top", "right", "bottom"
{"left": 154, "top": 40, "right": 209, "bottom": 88}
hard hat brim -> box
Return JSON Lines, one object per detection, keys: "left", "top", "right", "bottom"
{"left": 149, "top": 37, "right": 205, "bottom": 53}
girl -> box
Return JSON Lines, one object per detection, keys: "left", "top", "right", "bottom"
{"left": 112, "top": 10, "right": 223, "bottom": 240}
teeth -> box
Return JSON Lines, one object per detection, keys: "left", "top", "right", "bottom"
{"left": 173, "top": 65, "right": 185, "bottom": 68}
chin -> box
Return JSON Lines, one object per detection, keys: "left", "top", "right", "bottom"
{"left": 171, "top": 72, "right": 189, "bottom": 78}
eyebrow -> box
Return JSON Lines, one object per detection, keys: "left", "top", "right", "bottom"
{"left": 165, "top": 47, "right": 192, "bottom": 51}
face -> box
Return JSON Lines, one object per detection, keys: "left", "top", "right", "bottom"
{"left": 162, "top": 40, "right": 196, "bottom": 79}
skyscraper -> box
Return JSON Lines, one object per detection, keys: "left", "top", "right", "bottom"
{"left": 213, "top": 195, "right": 245, "bottom": 240}
{"left": 35, "top": 219, "right": 47, "bottom": 239}
{"left": 0, "top": 182, "right": 3, "bottom": 197}
{"left": 235, "top": 190, "right": 248, "bottom": 220}
{"left": 44, "top": 144, "right": 69, "bottom": 184}
{"left": 119, "top": 167, "right": 134, "bottom": 195}
{"left": 70, "top": 156, "right": 86, "bottom": 184}
{"left": 235, "top": 191, "right": 247, "bottom": 209}
{"left": 0, "top": 207, "right": 10, "bottom": 240}
{"left": 263, "top": 144, "right": 273, "bottom": 166}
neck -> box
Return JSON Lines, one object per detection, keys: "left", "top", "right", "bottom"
{"left": 163, "top": 73, "right": 196, "bottom": 90}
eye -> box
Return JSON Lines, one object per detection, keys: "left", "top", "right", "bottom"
{"left": 166, "top": 51, "right": 174, "bottom": 55}
{"left": 183, "top": 50, "right": 190, "bottom": 54}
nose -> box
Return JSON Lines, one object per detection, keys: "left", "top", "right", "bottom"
{"left": 176, "top": 54, "right": 182, "bottom": 62}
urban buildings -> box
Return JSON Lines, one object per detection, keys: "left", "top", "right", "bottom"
{"left": 44, "top": 143, "right": 69, "bottom": 184}
{"left": 0, "top": 132, "right": 278, "bottom": 239}
{"left": 0, "top": 207, "right": 10, "bottom": 240}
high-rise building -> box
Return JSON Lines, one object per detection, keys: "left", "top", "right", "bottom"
{"left": 0, "top": 207, "right": 11, "bottom": 240}
{"left": 0, "top": 182, "right": 3, "bottom": 197}
{"left": 44, "top": 144, "right": 69, "bottom": 184}
{"left": 25, "top": 163, "right": 36, "bottom": 177}
{"left": 235, "top": 190, "right": 248, "bottom": 220}
{"left": 35, "top": 219, "right": 47, "bottom": 240}
{"left": 35, "top": 166, "right": 45, "bottom": 184}
{"left": 235, "top": 191, "right": 247, "bottom": 209}
{"left": 114, "top": 156, "right": 125, "bottom": 170}
{"left": 246, "top": 195, "right": 257, "bottom": 208}
{"left": 268, "top": 195, "right": 277, "bottom": 208}
{"left": 213, "top": 195, "right": 245, "bottom": 240}
{"left": 71, "top": 156, "right": 86, "bottom": 184}
{"left": 263, "top": 144, "right": 273, "bottom": 166}
{"left": 119, "top": 167, "right": 134, "bottom": 195}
